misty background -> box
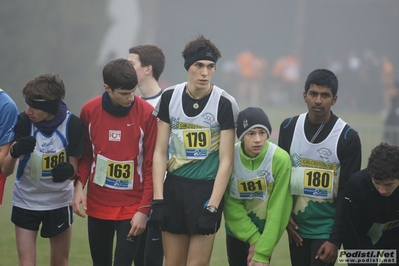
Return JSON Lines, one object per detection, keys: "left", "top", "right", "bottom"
{"left": 1, "top": 0, "right": 398, "bottom": 147}
{"left": 0, "top": 2, "right": 398, "bottom": 264}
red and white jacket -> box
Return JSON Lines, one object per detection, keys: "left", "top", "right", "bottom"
{"left": 77, "top": 95, "right": 157, "bottom": 216}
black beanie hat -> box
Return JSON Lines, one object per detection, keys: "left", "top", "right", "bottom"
{"left": 236, "top": 107, "right": 272, "bottom": 141}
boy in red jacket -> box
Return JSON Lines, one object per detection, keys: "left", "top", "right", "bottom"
{"left": 72, "top": 59, "right": 157, "bottom": 266}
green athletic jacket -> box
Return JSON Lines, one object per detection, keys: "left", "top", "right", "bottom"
{"left": 224, "top": 141, "right": 292, "bottom": 264}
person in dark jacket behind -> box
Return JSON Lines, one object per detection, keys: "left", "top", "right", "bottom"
{"left": 342, "top": 142, "right": 399, "bottom": 266}
{"left": 384, "top": 81, "right": 399, "bottom": 146}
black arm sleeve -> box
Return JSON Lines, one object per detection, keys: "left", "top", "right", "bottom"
{"left": 66, "top": 115, "right": 86, "bottom": 157}
{"left": 341, "top": 176, "right": 364, "bottom": 249}
{"left": 329, "top": 125, "right": 362, "bottom": 247}
{"left": 156, "top": 89, "right": 173, "bottom": 124}
{"left": 217, "top": 96, "right": 236, "bottom": 130}
{"left": 278, "top": 116, "right": 298, "bottom": 152}
{"left": 341, "top": 171, "right": 373, "bottom": 249}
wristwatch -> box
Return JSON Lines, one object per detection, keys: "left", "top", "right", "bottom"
{"left": 206, "top": 205, "right": 218, "bottom": 213}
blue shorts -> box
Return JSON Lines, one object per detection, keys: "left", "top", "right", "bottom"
{"left": 11, "top": 205, "right": 73, "bottom": 238}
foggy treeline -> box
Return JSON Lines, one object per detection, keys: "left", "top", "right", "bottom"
{"left": 0, "top": 0, "right": 109, "bottom": 113}
{"left": 1, "top": 0, "right": 399, "bottom": 115}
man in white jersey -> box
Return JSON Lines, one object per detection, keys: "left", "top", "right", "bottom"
{"left": 278, "top": 69, "right": 362, "bottom": 266}
{"left": 2, "top": 74, "right": 85, "bottom": 266}
{"left": 128, "top": 44, "right": 165, "bottom": 107}
{"left": 151, "top": 35, "right": 239, "bottom": 266}
{"left": 128, "top": 44, "right": 165, "bottom": 266}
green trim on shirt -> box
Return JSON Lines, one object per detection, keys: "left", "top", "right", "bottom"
{"left": 224, "top": 141, "right": 293, "bottom": 264}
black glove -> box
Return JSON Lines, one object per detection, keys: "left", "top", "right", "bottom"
{"left": 150, "top": 199, "right": 169, "bottom": 228}
{"left": 196, "top": 208, "right": 218, "bottom": 235}
{"left": 10, "top": 136, "right": 36, "bottom": 158}
{"left": 51, "top": 162, "right": 75, "bottom": 183}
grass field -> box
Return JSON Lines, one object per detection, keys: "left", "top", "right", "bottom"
{"left": 0, "top": 107, "right": 383, "bottom": 265}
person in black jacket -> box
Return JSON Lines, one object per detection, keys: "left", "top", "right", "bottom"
{"left": 341, "top": 142, "right": 399, "bottom": 266}
{"left": 384, "top": 81, "right": 399, "bottom": 146}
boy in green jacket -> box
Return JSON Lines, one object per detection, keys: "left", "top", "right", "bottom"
{"left": 224, "top": 107, "right": 292, "bottom": 266}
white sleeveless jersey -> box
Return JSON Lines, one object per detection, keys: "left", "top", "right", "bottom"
{"left": 168, "top": 82, "right": 221, "bottom": 168}
{"left": 143, "top": 94, "right": 161, "bottom": 108}
{"left": 290, "top": 113, "right": 346, "bottom": 202}
{"left": 13, "top": 112, "right": 73, "bottom": 210}
{"left": 230, "top": 142, "right": 277, "bottom": 202}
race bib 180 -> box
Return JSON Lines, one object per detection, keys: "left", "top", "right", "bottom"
{"left": 290, "top": 167, "right": 334, "bottom": 199}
